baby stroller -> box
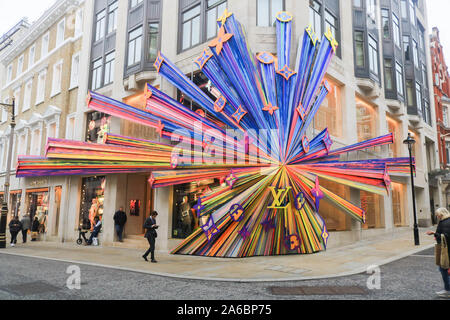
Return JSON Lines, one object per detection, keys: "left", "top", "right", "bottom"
{"left": 76, "top": 227, "right": 89, "bottom": 245}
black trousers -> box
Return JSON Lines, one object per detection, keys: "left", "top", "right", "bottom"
{"left": 10, "top": 231, "right": 18, "bottom": 244}
{"left": 22, "top": 229, "right": 28, "bottom": 243}
{"left": 143, "top": 236, "right": 155, "bottom": 260}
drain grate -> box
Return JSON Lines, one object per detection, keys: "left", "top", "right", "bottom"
{"left": 0, "top": 281, "right": 62, "bottom": 296}
{"left": 270, "top": 286, "right": 368, "bottom": 296}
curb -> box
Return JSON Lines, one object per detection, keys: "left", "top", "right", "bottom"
{"left": 0, "top": 243, "right": 435, "bottom": 283}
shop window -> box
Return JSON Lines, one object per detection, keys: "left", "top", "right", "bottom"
{"left": 314, "top": 76, "right": 342, "bottom": 138}
{"left": 79, "top": 176, "right": 106, "bottom": 230}
{"left": 258, "top": 0, "right": 284, "bottom": 27}
{"left": 387, "top": 117, "right": 401, "bottom": 158}
{"left": 317, "top": 179, "right": 351, "bottom": 231}
{"left": 392, "top": 182, "right": 407, "bottom": 227}
{"left": 25, "top": 189, "right": 49, "bottom": 233}
{"left": 361, "top": 191, "right": 384, "bottom": 229}
{"left": 9, "top": 191, "right": 22, "bottom": 218}
{"left": 172, "top": 179, "right": 220, "bottom": 239}
{"left": 356, "top": 97, "right": 377, "bottom": 143}
{"left": 86, "top": 112, "right": 111, "bottom": 144}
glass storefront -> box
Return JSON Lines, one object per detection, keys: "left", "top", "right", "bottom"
{"left": 79, "top": 176, "right": 105, "bottom": 230}
{"left": 25, "top": 188, "right": 49, "bottom": 233}
{"left": 392, "top": 182, "right": 407, "bottom": 227}
{"left": 9, "top": 191, "right": 21, "bottom": 218}
{"left": 172, "top": 179, "right": 220, "bottom": 239}
{"left": 318, "top": 179, "right": 351, "bottom": 231}
{"left": 314, "top": 76, "right": 343, "bottom": 138}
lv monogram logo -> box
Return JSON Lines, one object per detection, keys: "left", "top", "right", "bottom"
{"left": 268, "top": 187, "right": 292, "bottom": 209}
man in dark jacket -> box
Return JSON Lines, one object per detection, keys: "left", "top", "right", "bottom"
{"left": 142, "top": 211, "right": 158, "bottom": 263}
{"left": 113, "top": 207, "right": 127, "bottom": 242}
{"left": 9, "top": 216, "right": 22, "bottom": 247}
{"left": 20, "top": 214, "right": 31, "bottom": 243}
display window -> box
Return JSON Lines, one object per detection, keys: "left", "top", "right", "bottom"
{"left": 387, "top": 116, "right": 401, "bottom": 158}
{"left": 361, "top": 191, "right": 384, "bottom": 229}
{"left": 317, "top": 179, "right": 351, "bottom": 231}
{"left": 25, "top": 188, "right": 49, "bottom": 233}
{"left": 314, "top": 76, "right": 343, "bottom": 138}
{"left": 172, "top": 179, "right": 220, "bottom": 239}
{"left": 86, "top": 111, "right": 111, "bottom": 144}
{"left": 356, "top": 97, "right": 378, "bottom": 143}
{"left": 79, "top": 176, "right": 105, "bottom": 230}
{"left": 9, "top": 191, "right": 22, "bottom": 218}
{"left": 392, "top": 182, "right": 407, "bottom": 227}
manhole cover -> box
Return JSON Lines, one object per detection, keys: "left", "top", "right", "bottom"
{"left": 0, "top": 281, "right": 62, "bottom": 296}
{"left": 270, "top": 286, "right": 368, "bottom": 296}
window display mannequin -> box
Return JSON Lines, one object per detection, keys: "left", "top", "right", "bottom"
{"left": 89, "top": 198, "right": 99, "bottom": 231}
{"left": 180, "top": 196, "right": 192, "bottom": 237}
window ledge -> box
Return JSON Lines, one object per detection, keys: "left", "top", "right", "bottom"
{"left": 50, "top": 91, "right": 61, "bottom": 99}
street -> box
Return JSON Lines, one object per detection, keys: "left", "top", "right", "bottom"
{"left": 0, "top": 248, "right": 447, "bottom": 300}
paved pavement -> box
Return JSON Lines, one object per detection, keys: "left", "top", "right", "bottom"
{"left": 0, "top": 247, "right": 447, "bottom": 300}
{"left": 0, "top": 228, "right": 436, "bottom": 282}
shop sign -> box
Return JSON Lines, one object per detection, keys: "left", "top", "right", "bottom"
{"left": 28, "top": 178, "right": 48, "bottom": 188}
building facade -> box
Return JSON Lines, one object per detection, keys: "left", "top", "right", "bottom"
{"left": 0, "top": 0, "right": 85, "bottom": 240}
{"left": 430, "top": 27, "right": 450, "bottom": 209}
{"left": 1, "top": 0, "right": 441, "bottom": 252}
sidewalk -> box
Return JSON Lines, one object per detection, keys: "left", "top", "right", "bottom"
{"left": 0, "top": 228, "right": 435, "bottom": 282}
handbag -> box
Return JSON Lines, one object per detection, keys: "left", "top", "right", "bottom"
{"left": 440, "top": 234, "right": 449, "bottom": 269}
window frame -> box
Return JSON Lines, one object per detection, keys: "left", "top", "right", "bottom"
{"left": 368, "top": 35, "right": 379, "bottom": 77}
{"left": 395, "top": 61, "right": 404, "bottom": 97}
{"left": 127, "top": 26, "right": 143, "bottom": 67}
{"left": 257, "top": 0, "right": 285, "bottom": 27}
{"left": 56, "top": 18, "right": 66, "bottom": 47}
{"left": 104, "top": 50, "right": 115, "bottom": 86}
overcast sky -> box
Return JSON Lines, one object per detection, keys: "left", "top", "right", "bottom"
{"left": 0, "top": 0, "right": 449, "bottom": 60}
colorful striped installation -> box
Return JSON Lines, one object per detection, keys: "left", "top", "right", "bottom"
{"left": 16, "top": 11, "right": 412, "bottom": 258}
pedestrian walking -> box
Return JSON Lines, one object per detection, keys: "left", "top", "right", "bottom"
{"left": 426, "top": 207, "right": 450, "bottom": 298}
{"left": 31, "top": 216, "right": 40, "bottom": 241}
{"left": 8, "top": 216, "right": 22, "bottom": 247}
{"left": 113, "top": 206, "right": 127, "bottom": 242}
{"left": 142, "top": 211, "right": 158, "bottom": 263}
{"left": 20, "top": 214, "right": 31, "bottom": 243}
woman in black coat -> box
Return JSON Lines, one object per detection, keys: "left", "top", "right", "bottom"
{"left": 427, "top": 207, "right": 450, "bottom": 297}
{"left": 31, "top": 216, "right": 40, "bottom": 241}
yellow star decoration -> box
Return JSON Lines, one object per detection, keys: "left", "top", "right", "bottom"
{"left": 209, "top": 26, "right": 234, "bottom": 55}
{"left": 324, "top": 27, "right": 339, "bottom": 53}
{"left": 217, "top": 8, "right": 233, "bottom": 27}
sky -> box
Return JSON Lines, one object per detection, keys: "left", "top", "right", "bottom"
{"left": 0, "top": 0, "right": 449, "bottom": 57}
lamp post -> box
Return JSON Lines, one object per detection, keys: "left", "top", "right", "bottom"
{"left": 403, "top": 132, "right": 420, "bottom": 246}
{"left": 0, "top": 98, "right": 15, "bottom": 249}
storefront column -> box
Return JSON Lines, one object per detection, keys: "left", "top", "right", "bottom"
{"left": 153, "top": 186, "right": 172, "bottom": 252}
{"left": 101, "top": 175, "right": 117, "bottom": 245}
{"left": 350, "top": 187, "right": 362, "bottom": 240}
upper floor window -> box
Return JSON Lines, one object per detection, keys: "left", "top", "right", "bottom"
{"left": 324, "top": 10, "right": 337, "bottom": 39}
{"left": 396, "top": 62, "right": 404, "bottom": 96}
{"left": 29, "top": 45, "right": 36, "bottom": 69}
{"left": 353, "top": 0, "right": 362, "bottom": 8}
{"left": 75, "top": 8, "right": 83, "bottom": 37}
{"left": 181, "top": 4, "right": 201, "bottom": 51}
{"left": 409, "top": 0, "right": 415, "bottom": 26}
{"left": 366, "top": 0, "right": 376, "bottom": 22}
{"left": 108, "top": 1, "right": 119, "bottom": 34}
{"left": 354, "top": 31, "right": 365, "bottom": 68}
{"left": 400, "top": 0, "right": 408, "bottom": 19}
{"left": 95, "top": 9, "right": 106, "bottom": 42}
{"left": 128, "top": 26, "right": 143, "bottom": 66}
{"left": 309, "top": 0, "right": 322, "bottom": 36}
{"left": 381, "top": 9, "right": 389, "bottom": 39}
{"left": 130, "top": 0, "right": 143, "bottom": 8}
{"left": 257, "top": 0, "right": 284, "bottom": 27}
{"left": 13, "top": 88, "right": 20, "bottom": 116}
{"left": 51, "top": 61, "right": 63, "bottom": 97}
{"left": 6, "top": 64, "right": 13, "bottom": 82}
{"left": 384, "top": 59, "right": 393, "bottom": 91}
{"left": 207, "top": 0, "right": 227, "bottom": 39}
{"left": 368, "top": 35, "right": 378, "bottom": 76}
{"left": 91, "top": 58, "right": 103, "bottom": 90}
{"left": 415, "top": 81, "right": 422, "bottom": 115}
{"left": 70, "top": 53, "right": 81, "bottom": 89}
{"left": 17, "top": 55, "right": 24, "bottom": 75}
{"left": 413, "top": 39, "right": 419, "bottom": 69}
{"left": 406, "top": 79, "right": 414, "bottom": 107}
{"left": 403, "top": 35, "right": 410, "bottom": 61}
{"left": 443, "top": 106, "right": 449, "bottom": 127}
{"left": 23, "top": 79, "right": 33, "bottom": 112}
{"left": 104, "top": 51, "right": 115, "bottom": 85}
{"left": 41, "top": 32, "right": 50, "bottom": 58}
{"left": 36, "top": 69, "right": 47, "bottom": 105}
{"left": 421, "top": 63, "right": 428, "bottom": 88}
{"left": 148, "top": 23, "right": 159, "bottom": 62}
{"left": 56, "top": 18, "right": 65, "bottom": 46}
{"left": 392, "top": 13, "right": 400, "bottom": 47}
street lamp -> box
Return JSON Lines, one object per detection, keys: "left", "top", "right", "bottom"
{"left": 403, "top": 132, "right": 420, "bottom": 246}
{"left": 0, "top": 98, "right": 15, "bottom": 249}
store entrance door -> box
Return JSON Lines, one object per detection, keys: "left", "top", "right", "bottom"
{"left": 124, "top": 174, "right": 153, "bottom": 237}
